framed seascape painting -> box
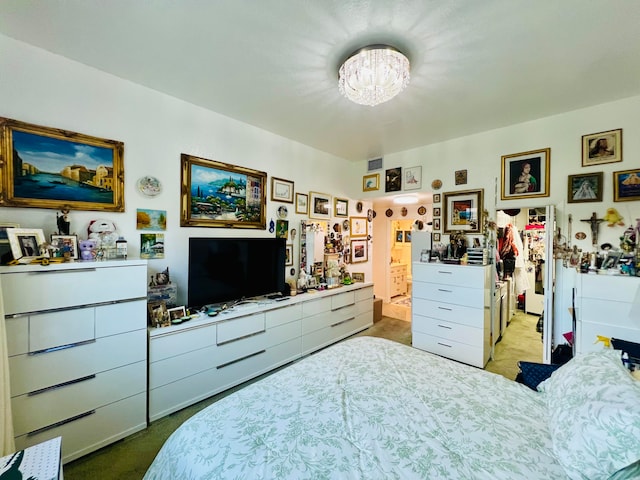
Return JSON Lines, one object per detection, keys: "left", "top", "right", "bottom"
{"left": 500, "top": 148, "right": 550, "bottom": 200}
{"left": 0, "top": 117, "right": 125, "bottom": 212}
{"left": 613, "top": 169, "right": 640, "bottom": 202}
{"left": 180, "top": 154, "right": 267, "bottom": 229}
{"left": 567, "top": 172, "right": 603, "bottom": 203}
{"left": 443, "top": 189, "right": 483, "bottom": 234}
{"left": 582, "top": 129, "right": 622, "bottom": 167}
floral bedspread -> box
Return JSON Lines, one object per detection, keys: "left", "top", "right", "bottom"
{"left": 144, "top": 336, "right": 566, "bottom": 479}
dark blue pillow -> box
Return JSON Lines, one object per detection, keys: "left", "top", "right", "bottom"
{"left": 516, "top": 362, "right": 561, "bottom": 390}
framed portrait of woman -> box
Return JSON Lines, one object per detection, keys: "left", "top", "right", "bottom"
{"left": 501, "top": 148, "right": 550, "bottom": 200}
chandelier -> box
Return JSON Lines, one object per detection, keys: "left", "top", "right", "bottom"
{"left": 338, "top": 45, "right": 410, "bottom": 106}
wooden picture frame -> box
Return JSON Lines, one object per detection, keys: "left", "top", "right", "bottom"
{"left": 0, "top": 117, "right": 124, "bottom": 212}
{"left": 7, "top": 228, "right": 47, "bottom": 262}
{"left": 433, "top": 233, "right": 441, "bottom": 242}
{"left": 270, "top": 177, "right": 294, "bottom": 203}
{"left": 349, "top": 216, "right": 368, "bottom": 238}
{"left": 385, "top": 167, "right": 402, "bottom": 192}
{"left": 363, "top": 173, "right": 380, "bottom": 191}
{"left": 455, "top": 169, "right": 467, "bottom": 185}
{"left": 334, "top": 198, "right": 348, "bottom": 217}
{"left": 140, "top": 233, "right": 165, "bottom": 259}
{"left": 433, "top": 218, "right": 441, "bottom": 231}
{"left": 433, "top": 207, "right": 441, "bottom": 217}
{"left": 403, "top": 166, "right": 422, "bottom": 190}
{"left": 285, "top": 244, "right": 293, "bottom": 266}
{"left": 613, "top": 168, "right": 640, "bottom": 202}
{"left": 147, "top": 300, "right": 169, "bottom": 328}
{"left": 433, "top": 193, "right": 441, "bottom": 203}
{"left": 443, "top": 189, "right": 483, "bottom": 233}
{"left": 309, "top": 191, "right": 331, "bottom": 219}
{"left": 180, "top": 153, "right": 266, "bottom": 229}
{"left": 500, "top": 148, "right": 550, "bottom": 200}
{"left": 350, "top": 239, "right": 368, "bottom": 263}
{"left": 582, "top": 128, "right": 622, "bottom": 166}
{"left": 50, "top": 234, "right": 79, "bottom": 260}
{"left": 567, "top": 172, "right": 603, "bottom": 203}
{"left": 295, "top": 192, "right": 308, "bottom": 214}
{"left": 351, "top": 272, "right": 365, "bottom": 283}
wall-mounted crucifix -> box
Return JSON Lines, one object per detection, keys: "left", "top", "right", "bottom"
{"left": 581, "top": 212, "right": 604, "bottom": 247}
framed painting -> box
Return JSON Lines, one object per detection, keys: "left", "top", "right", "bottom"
{"left": 404, "top": 231, "right": 412, "bottom": 243}
{"left": 140, "top": 233, "right": 165, "bottom": 259}
{"left": 363, "top": 173, "right": 380, "bottom": 192}
{"left": 295, "top": 192, "right": 308, "bottom": 214}
{"left": 613, "top": 168, "right": 640, "bottom": 202}
{"left": 395, "top": 230, "right": 404, "bottom": 243}
{"left": 351, "top": 272, "right": 365, "bottom": 283}
{"left": 350, "top": 239, "right": 368, "bottom": 263}
{"left": 309, "top": 191, "right": 331, "bottom": 219}
{"left": 50, "top": 234, "right": 79, "bottom": 259}
{"left": 350, "top": 216, "right": 368, "bottom": 238}
{"left": 0, "top": 117, "right": 124, "bottom": 212}
{"left": 455, "top": 169, "right": 467, "bottom": 185}
{"left": 334, "top": 198, "right": 348, "bottom": 217}
{"left": 443, "top": 189, "right": 483, "bottom": 233}
{"left": 7, "top": 228, "right": 47, "bottom": 262}
{"left": 180, "top": 153, "right": 266, "bottom": 229}
{"left": 433, "top": 233, "right": 441, "bottom": 242}
{"left": 500, "top": 148, "right": 550, "bottom": 200}
{"left": 385, "top": 167, "right": 402, "bottom": 192}
{"left": 433, "top": 218, "right": 441, "bottom": 231}
{"left": 285, "top": 244, "right": 293, "bottom": 266}
{"left": 137, "top": 209, "right": 167, "bottom": 230}
{"left": 582, "top": 128, "right": 622, "bottom": 166}
{"left": 403, "top": 166, "right": 422, "bottom": 190}
{"left": 271, "top": 177, "right": 294, "bottom": 203}
{"left": 567, "top": 172, "right": 603, "bottom": 203}
{"left": 167, "top": 306, "right": 187, "bottom": 322}
{"left": 433, "top": 207, "right": 441, "bottom": 217}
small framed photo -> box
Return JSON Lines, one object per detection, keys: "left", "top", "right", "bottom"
{"left": 601, "top": 251, "right": 622, "bottom": 270}
{"left": 433, "top": 218, "right": 441, "bottom": 231}
{"left": 395, "top": 230, "right": 404, "bottom": 243}
{"left": 350, "top": 216, "right": 368, "bottom": 238}
{"left": 7, "top": 228, "right": 47, "bottom": 262}
{"left": 443, "top": 189, "right": 483, "bottom": 233}
{"left": 501, "top": 148, "right": 550, "bottom": 200}
{"left": 352, "top": 272, "right": 365, "bottom": 283}
{"left": 309, "top": 191, "right": 331, "bottom": 219}
{"left": 433, "top": 193, "right": 441, "bottom": 203}
{"left": 167, "top": 306, "right": 187, "bottom": 321}
{"left": 403, "top": 166, "right": 422, "bottom": 190}
{"left": 385, "top": 167, "right": 402, "bottom": 192}
{"left": 148, "top": 300, "right": 169, "bottom": 328}
{"left": 613, "top": 169, "right": 640, "bottom": 202}
{"left": 582, "top": 128, "right": 622, "bottom": 166}
{"left": 334, "top": 198, "right": 348, "bottom": 217}
{"left": 295, "top": 192, "right": 308, "bottom": 214}
{"left": 455, "top": 169, "right": 467, "bottom": 185}
{"left": 404, "top": 231, "right": 412, "bottom": 243}
{"left": 285, "top": 244, "right": 293, "bottom": 266}
{"left": 568, "top": 172, "right": 603, "bottom": 203}
{"left": 433, "top": 207, "right": 441, "bottom": 217}
{"left": 363, "top": 173, "right": 380, "bottom": 191}
{"left": 350, "top": 239, "right": 368, "bottom": 263}
{"left": 271, "top": 177, "right": 294, "bottom": 203}
{"left": 433, "top": 233, "right": 441, "bottom": 242}
{"left": 50, "top": 234, "right": 79, "bottom": 259}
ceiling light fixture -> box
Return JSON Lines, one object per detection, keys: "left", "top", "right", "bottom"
{"left": 393, "top": 195, "right": 418, "bottom": 205}
{"left": 338, "top": 45, "right": 410, "bottom": 106}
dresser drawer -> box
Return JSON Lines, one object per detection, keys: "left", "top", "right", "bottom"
{"left": 413, "top": 263, "right": 486, "bottom": 287}
{"left": 2, "top": 264, "right": 147, "bottom": 315}
{"left": 150, "top": 323, "right": 217, "bottom": 362}
{"left": 331, "top": 291, "right": 355, "bottom": 310}
{"left": 302, "top": 312, "right": 370, "bottom": 355}
{"left": 302, "top": 296, "right": 331, "bottom": 316}
{"left": 578, "top": 298, "right": 640, "bottom": 330}
{"left": 413, "top": 331, "right": 486, "bottom": 368}
{"left": 217, "top": 313, "right": 265, "bottom": 345}
{"left": 413, "top": 281, "right": 484, "bottom": 308}
{"left": 28, "top": 308, "right": 95, "bottom": 353}
{"left": 265, "top": 303, "right": 302, "bottom": 329}
{"left": 413, "top": 297, "right": 486, "bottom": 329}
{"left": 577, "top": 321, "right": 640, "bottom": 355}
{"left": 579, "top": 275, "right": 640, "bottom": 303}
{"left": 412, "top": 314, "right": 483, "bottom": 347}
{"left": 96, "top": 300, "right": 147, "bottom": 336}
{"left": 354, "top": 286, "right": 373, "bottom": 302}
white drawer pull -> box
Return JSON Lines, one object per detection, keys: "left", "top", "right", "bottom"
{"left": 437, "top": 324, "right": 452, "bottom": 329}
{"left": 437, "top": 342, "right": 453, "bottom": 348}
{"left": 437, "top": 306, "right": 452, "bottom": 311}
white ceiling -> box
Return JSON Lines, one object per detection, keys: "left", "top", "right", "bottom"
{"left": 1, "top": 1, "right": 640, "bottom": 161}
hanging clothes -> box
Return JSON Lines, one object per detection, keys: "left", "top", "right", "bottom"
{"left": 499, "top": 224, "right": 518, "bottom": 277}
{"left": 512, "top": 225, "right": 530, "bottom": 294}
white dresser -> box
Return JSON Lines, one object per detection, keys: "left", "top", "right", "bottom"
{"left": 412, "top": 262, "right": 492, "bottom": 368}
{"left": 575, "top": 274, "right": 640, "bottom": 354}
{"left": 1, "top": 260, "right": 148, "bottom": 464}
{"left": 389, "top": 264, "right": 407, "bottom": 298}
{"left": 148, "top": 283, "right": 373, "bottom": 421}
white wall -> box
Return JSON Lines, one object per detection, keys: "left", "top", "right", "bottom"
{"left": 0, "top": 34, "right": 373, "bottom": 305}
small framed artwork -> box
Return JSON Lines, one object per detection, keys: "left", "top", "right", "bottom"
{"left": 582, "top": 129, "right": 622, "bottom": 167}
{"left": 385, "top": 168, "right": 402, "bottom": 192}
{"left": 334, "top": 198, "right": 348, "bottom": 217}
{"left": 404, "top": 231, "right": 412, "bottom": 243}
{"left": 567, "top": 172, "right": 603, "bottom": 203}
{"left": 350, "top": 216, "right": 368, "bottom": 238}
{"left": 433, "top": 193, "right": 441, "bottom": 203}
{"left": 363, "top": 173, "right": 380, "bottom": 191}
{"left": 395, "top": 230, "right": 404, "bottom": 243}
{"left": 148, "top": 300, "right": 169, "bottom": 328}
{"left": 137, "top": 209, "right": 167, "bottom": 230}
{"left": 433, "top": 207, "right": 441, "bottom": 217}
{"left": 309, "top": 191, "right": 331, "bottom": 219}
{"left": 455, "top": 169, "right": 467, "bottom": 185}
{"left": 443, "top": 189, "right": 483, "bottom": 233}
{"left": 271, "top": 177, "right": 294, "bottom": 203}
{"left": 7, "top": 228, "right": 47, "bottom": 262}
{"left": 613, "top": 169, "right": 640, "bottom": 202}
{"left": 167, "top": 306, "right": 187, "bottom": 321}
{"left": 601, "top": 251, "right": 622, "bottom": 270}
{"left": 433, "top": 233, "right": 441, "bottom": 242}
{"left": 352, "top": 272, "right": 365, "bottom": 283}
{"left": 140, "top": 233, "right": 165, "bottom": 259}
{"left": 501, "top": 148, "right": 550, "bottom": 200}
{"left": 285, "top": 244, "right": 293, "bottom": 266}
{"left": 403, "top": 166, "right": 422, "bottom": 190}
{"left": 433, "top": 218, "right": 441, "bottom": 230}
{"left": 0, "top": 223, "right": 19, "bottom": 244}
{"left": 351, "top": 239, "right": 368, "bottom": 263}
{"left": 295, "top": 192, "right": 308, "bottom": 214}
{"left": 50, "top": 234, "right": 79, "bottom": 259}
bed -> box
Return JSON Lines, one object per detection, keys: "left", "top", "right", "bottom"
{"left": 144, "top": 337, "right": 640, "bottom": 480}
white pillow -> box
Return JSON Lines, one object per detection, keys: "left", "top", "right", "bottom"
{"left": 538, "top": 349, "right": 640, "bottom": 480}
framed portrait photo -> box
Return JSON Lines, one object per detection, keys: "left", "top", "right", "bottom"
{"left": 295, "top": 192, "right": 308, "bottom": 214}
{"left": 7, "top": 228, "right": 47, "bottom": 262}
{"left": 443, "top": 189, "right": 483, "bottom": 233}
{"left": 403, "top": 166, "right": 422, "bottom": 190}
{"left": 285, "top": 244, "right": 293, "bottom": 266}
{"left": 50, "top": 234, "right": 79, "bottom": 259}
{"left": 309, "top": 191, "right": 331, "bottom": 219}
{"left": 270, "top": 177, "right": 294, "bottom": 203}
{"left": 501, "top": 148, "right": 550, "bottom": 200}
{"left": 433, "top": 218, "right": 441, "bottom": 231}
{"left": 433, "top": 193, "right": 441, "bottom": 203}
{"left": 613, "top": 168, "right": 640, "bottom": 202}
{"left": 363, "top": 173, "right": 380, "bottom": 192}
{"left": 582, "top": 128, "right": 622, "bottom": 167}
{"left": 567, "top": 172, "right": 603, "bottom": 203}
{"left": 433, "top": 233, "right": 441, "bottom": 242}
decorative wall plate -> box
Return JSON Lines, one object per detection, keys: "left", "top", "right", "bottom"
{"left": 367, "top": 209, "right": 373, "bottom": 221}
{"left": 401, "top": 207, "right": 407, "bottom": 216}
{"left": 343, "top": 220, "right": 349, "bottom": 231}
{"left": 277, "top": 205, "right": 288, "bottom": 218}
{"left": 356, "top": 201, "right": 363, "bottom": 213}
{"left": 385, "top": 208, "right": 393, "bottom": 217}
{"left": 137, "top": 176, "right": 162, "bottom": 196}
{"left": 431, "top": 179, "right": 443, "bottom": 190}
{"left": 418, "top": 206, "right": 427, "bottom": 215}
{"left": 575, "top": 232, "right": 586, "bottom": 240}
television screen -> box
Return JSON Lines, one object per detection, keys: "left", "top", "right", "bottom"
{"left": 188, "top": 237, "right": 287, "bottom": 309}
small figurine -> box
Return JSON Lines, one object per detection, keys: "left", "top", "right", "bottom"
{"left": 56, "top": 205, "right": 71, "bottom": 235}
{"left": 603, "top": 208, "right": 625, "bottom": 227}
{"left": 79, "top": 239, "right": 97, "bottom": 261}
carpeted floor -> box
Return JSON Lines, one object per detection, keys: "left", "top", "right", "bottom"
{"left": 63, "top": 312, "right": 538, "bottom": 479}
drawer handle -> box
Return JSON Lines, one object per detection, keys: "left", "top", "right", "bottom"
{"left": 437, "top": 289, "right": 453, "bottom": 293}
{"left": 437, "top": 306, "right": 452, "bottom": 311}
{"left": 29, "top": 339, "right": 96, "bottom": 356}
{"left": 28, "top": 374, "right": 96, "bottom": 397}
{"left": 331, "top": 303, "right": 354, "bottom": 312}
{"left": 217, "top": 329, "right": 266, "bottom": 347}
{"left": 437, "top": 271, "right": 453, "bottom": 274}
{"left": 217, "top": 349, "right": 266, "bottom": 369}
{"left": 27, "top": 409, "right": 95, "bottom": 437}
{"left": 28, "top": 268, "right": 97, "bottom": 274}
{"left": 437, "top": 342, "right": 453, "bottom": 348}
{"left": 331, "top": 316, "right": 355, "bottom": 328}
{"left": 437, "top": 324, "right": 452, "bottom": 330}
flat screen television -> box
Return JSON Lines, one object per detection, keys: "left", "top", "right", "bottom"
{"left": 188, "top": 237, "right": 287, "bottom": 309}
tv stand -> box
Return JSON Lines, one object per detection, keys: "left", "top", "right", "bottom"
{"left": 148, "top": 282, "right": 373, "bottom": 421}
